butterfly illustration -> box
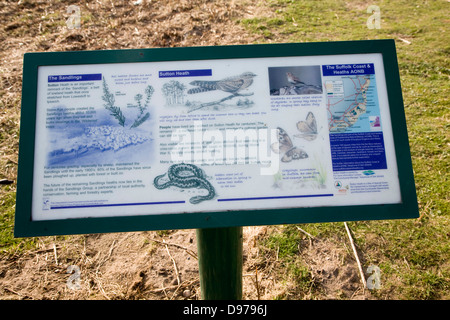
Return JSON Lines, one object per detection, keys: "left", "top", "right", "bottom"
{"left": 271, "top": 127, "right": 308, "bottom": 162}
{"left": 295, "top": 112, "right": 317, "bottom": 141}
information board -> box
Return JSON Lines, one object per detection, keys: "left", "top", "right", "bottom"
{"left": 15, "top": 40, "right": 419, "bottom": 237}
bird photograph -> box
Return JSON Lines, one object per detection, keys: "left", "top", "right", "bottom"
{"left": 286, "top": 71, "right": 306, "bottom": 86}
{"left": 269, "top": 66, "right": 323, "bottom": 95}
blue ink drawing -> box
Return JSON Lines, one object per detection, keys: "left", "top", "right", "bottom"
{"left": 46, "top": 78, "right": 155, "bottom": 166}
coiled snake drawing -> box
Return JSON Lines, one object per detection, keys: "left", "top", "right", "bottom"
{"left": 153, "top": 163, "right": 216, "bottom": 204}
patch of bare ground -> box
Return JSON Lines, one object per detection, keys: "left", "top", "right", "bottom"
{"left": 1, "top": 231, "right": 199, "bottom": 300}
{"left": 243, "top": 227, "right": 375, "bottom": 300}
{"left": 1, "top": 226, "right": 375, "bottom": 300}
{"left": 299, "top": 237, "right": 371, "bottom": 300}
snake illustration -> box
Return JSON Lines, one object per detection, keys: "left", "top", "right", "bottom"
{"left": 153, "top": 163, "right": 216, "bottom": 204}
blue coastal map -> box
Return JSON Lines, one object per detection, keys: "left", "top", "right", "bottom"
{"left": 323, "top": 64, "right": 387, "bottom": 172}
{"left": 325, "top": 73, "right": 381, "bottom": 133}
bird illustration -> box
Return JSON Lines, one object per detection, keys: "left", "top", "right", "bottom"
{"left": 187, "top": 72, "right": 257, "bottom": 94}
{"left": 286, "top": 72, "right": 306, "bottom": 86}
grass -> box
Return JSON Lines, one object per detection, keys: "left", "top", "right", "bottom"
{"left": 0, "top": 187, "right": 17, "bottom": 249}
{"left": 240, "top": 0, "right": 449, "bottom": 299}
{"left": 0, "top": 186, "right": 37, "bottom": 253}
{"left": 260, "top": 225, "right": 319, "bottom": 298}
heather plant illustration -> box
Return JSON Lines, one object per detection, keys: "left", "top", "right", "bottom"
{"left": 102, "top": 77, "right": 153, "bottom": 128}
{"left": 131, "top": 85, "right": 154, "bottom": 128}
{"left": 102, "top": 78, "right": 126, "bottom": 126}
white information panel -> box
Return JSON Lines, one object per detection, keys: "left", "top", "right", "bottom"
{"left": 32, "top": 53, "right": 401, "bottom": 221}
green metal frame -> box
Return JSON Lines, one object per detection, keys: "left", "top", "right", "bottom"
{"left": 14, "top": 39, "right": 419, "bottom": 238}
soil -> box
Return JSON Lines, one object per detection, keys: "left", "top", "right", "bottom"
{"left": 0, "top": 0, "right": 374, "bottom": 300}
{"left": 0, "top": 227, "right": 373, "bottom": 300}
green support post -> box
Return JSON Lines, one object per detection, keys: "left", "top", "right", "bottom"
{"left": 196, "top": 226, "right": 243, "bottom": 300}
